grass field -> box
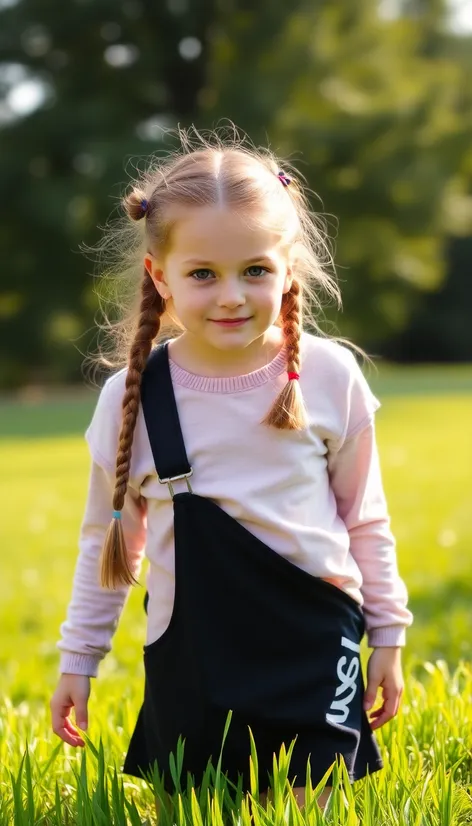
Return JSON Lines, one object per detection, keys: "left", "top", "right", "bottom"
{"left": 0, "top": 364, "right": 471, "bottom": 824}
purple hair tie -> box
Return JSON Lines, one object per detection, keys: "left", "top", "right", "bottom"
{"left": 277, "top": 170, "right": 292, "bottom": 187}
{"left": 140, "top": 198, "right": 148, "bottom": 215}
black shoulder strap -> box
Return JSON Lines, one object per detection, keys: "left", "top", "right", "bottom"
{"left": 140, "top": 342, "right": 192, "bottom": 481}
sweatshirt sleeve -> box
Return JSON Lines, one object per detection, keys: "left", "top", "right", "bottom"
{"left": 328, "top": 421, "right": 413, "bottom": 647}
{"left": 56, "top": 375, "right": 147, "bottom": 677}
{"left": 326, "top": 355, "right": 413, "bottom": 648}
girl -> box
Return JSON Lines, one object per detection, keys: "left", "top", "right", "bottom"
{"left": 50, "top": 129, "right": 413, "bottom": 813}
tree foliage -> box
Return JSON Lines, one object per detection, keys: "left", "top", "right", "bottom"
{"left": 0, "top": 0, "right": 471, "bottom": 386}
{"left": 203, "top": 0, "right": 472, "bottom": 348}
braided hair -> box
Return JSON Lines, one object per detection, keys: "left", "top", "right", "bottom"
{"left": 97, "top": 132, "right": 340, "bottom": 588}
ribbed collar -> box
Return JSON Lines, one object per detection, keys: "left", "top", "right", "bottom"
{"left": 169, "top": 345, "right": 288, "bottom": 393}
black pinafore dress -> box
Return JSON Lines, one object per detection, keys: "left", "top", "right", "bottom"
{"left": 122, "top": 343, "right": 384, "bottom": 792}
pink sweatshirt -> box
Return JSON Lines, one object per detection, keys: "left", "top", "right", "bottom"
{"left": 58, "top": 332, "right": 413, "bottom": 677}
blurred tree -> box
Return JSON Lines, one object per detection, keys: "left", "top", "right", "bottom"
{"left": 0, "top": 0, "right": 472, "bottom": 386}
{"left": 0, "top": 0, "right": 214, "bottom": 386}
{"left": 389, "top": 0, "right": 472, "bottom": 360}
{"left": 391, "top": 236, "right": 472, "bottom": 361}
{"left": 202, "top": 0, "right": 472, "bottom": 353}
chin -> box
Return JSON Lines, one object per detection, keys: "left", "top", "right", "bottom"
{"left": 209, "top": 337, "right": 252, "bottom": 351}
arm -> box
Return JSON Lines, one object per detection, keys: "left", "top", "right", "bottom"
{"left": 327, "top": 418, "right": 413, "bottom": 648}
{"left": 56, "top": 459, "right": 147, "bottom": 677}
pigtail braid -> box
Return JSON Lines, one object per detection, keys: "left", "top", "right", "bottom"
{"left": 100, "top": 271, "right": 165, "bottom": 589}
{"left": 263, "top": 280, "right": 307, "bottom": 430}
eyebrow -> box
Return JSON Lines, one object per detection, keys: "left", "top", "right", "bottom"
{"left": 182, "top": 256, "right": 275, "bottom": 266}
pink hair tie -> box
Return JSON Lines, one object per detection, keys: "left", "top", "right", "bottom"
{"left": 288, "top": 371, "right": 300, "bottom": 381}
{"left": 277, "top": 170, "right": 292, "bottom": 187}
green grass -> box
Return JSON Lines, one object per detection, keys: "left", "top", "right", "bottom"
{"left": 0, "top": 365, "right": 471, "bottom": 823}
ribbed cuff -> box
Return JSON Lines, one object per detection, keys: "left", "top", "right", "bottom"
{"left": 59, "top": 652, "right": 101, "bottom": 678}
{"left": 367, "top": 625, "right": 407, "bottom": 648}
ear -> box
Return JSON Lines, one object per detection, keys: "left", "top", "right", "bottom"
{"left": 144, "top": 253, "right": 172, "bottom": 300}
{"left": 282, "top": 266, "right": 294, "bottom": 295}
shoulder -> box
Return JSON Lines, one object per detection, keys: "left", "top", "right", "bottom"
{"left": 299, "top": 331, "right": 380, "bottom": 442}
{"left": 91, "top": 366, "right": 130, "bottom": 431}
{"left": 300, "top": 331, "right": 361, "bottom": 379}
{"left": 85, "top": 367, "right": 128, "bottom": 470}
{"left": 96, "top": 367, "right": 128, "bottom": 414}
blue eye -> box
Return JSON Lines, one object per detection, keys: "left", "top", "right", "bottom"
{"left": 245, "top": 265, "right": 268, "bottom": 277}
{"left": 190, "top": 269, "right": 214, "bottom": 281}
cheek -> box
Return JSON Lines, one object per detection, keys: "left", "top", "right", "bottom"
{"left": 172, "top": 284, "right": 206, "bottom": 318}
{"left": 256, "top": 281, "right": 286, "bottom": 313}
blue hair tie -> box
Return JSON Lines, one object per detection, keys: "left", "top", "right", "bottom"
{"left": 113, "top": 510, "right": 122, "bottom": 520}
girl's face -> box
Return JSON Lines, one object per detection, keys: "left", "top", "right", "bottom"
{"left": 144, "top": 206, "right": 293, "bottom": 357}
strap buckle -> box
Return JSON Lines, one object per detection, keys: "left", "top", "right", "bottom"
{"left": 158, "top": 469, "right": 193, "bottom": 498}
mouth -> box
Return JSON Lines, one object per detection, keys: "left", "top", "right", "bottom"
{"left": 210, "top": 317, "right": 252, "bottom": 327}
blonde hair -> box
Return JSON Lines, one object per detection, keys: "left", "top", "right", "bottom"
{"left": 90, "top": 126, "right": 344, "bottom": 589}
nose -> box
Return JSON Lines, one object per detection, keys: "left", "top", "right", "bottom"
{"left": 216, "top": 276, "right": 246, "bottom": 309}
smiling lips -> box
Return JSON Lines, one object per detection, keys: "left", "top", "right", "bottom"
{"left": 210, "top": 317, "right": 251, "bottom": 326}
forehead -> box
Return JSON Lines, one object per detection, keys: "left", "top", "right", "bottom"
{"left": 166, "top": 205, "right": 286, "bottom": 263}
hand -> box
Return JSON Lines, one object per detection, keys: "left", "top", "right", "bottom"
{"left": 363, "top": 647, "right": 404, "bottom": 730}
{"left": 50, "top": 674, "right": 91, "bottom": 747}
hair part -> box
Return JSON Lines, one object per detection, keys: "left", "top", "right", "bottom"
{"left": 88, "top": 124, "right": 358, "bottom": 589}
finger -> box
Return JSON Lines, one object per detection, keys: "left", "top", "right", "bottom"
{"left": 363, "top": 684, "right": 379, "bottom": 711}
{"left": 50, "top": 702, "right": 72, "bottom": 734}
{"left": 367, "top": 700, "right": 384, "bottom": 721}
{"left": 73, "top": 703, "right": 89, "bottom": 733}
{"left": 369, "top": 709, "right": 392, "bottom": 730}
{"left": 368, "top": 694, "right": 400, "bottom": 730}
{"left": 64, "top": 719, "right": 85, "bottom": 746}
{"left": 56, "top": 692, "right": 89, "bottom": 733}
{"left": 51, "top": 704, "right": 85, "bottom": 747}
{"left": 381, "top": 686, "right": 402, "bottom": 718}
{"left": 53, "top": 721, "right": 85, "bottom": 747}
{"left": 64, "top": 716, "right": 86, "bottom": 741}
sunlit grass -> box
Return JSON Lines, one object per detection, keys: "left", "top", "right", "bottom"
{"left": 1, "top": 367, "right": 471, "bottom": 823}
{"left": 0, "top": 663, "right": 471, "bottom": 824}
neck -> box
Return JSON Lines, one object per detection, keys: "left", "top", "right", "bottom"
{"left": 168, "top": 328, "right": 285, "bottom": 377}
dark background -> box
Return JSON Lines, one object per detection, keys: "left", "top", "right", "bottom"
{"left": 1, "top": 0, "right": 472, "bottom": 388}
